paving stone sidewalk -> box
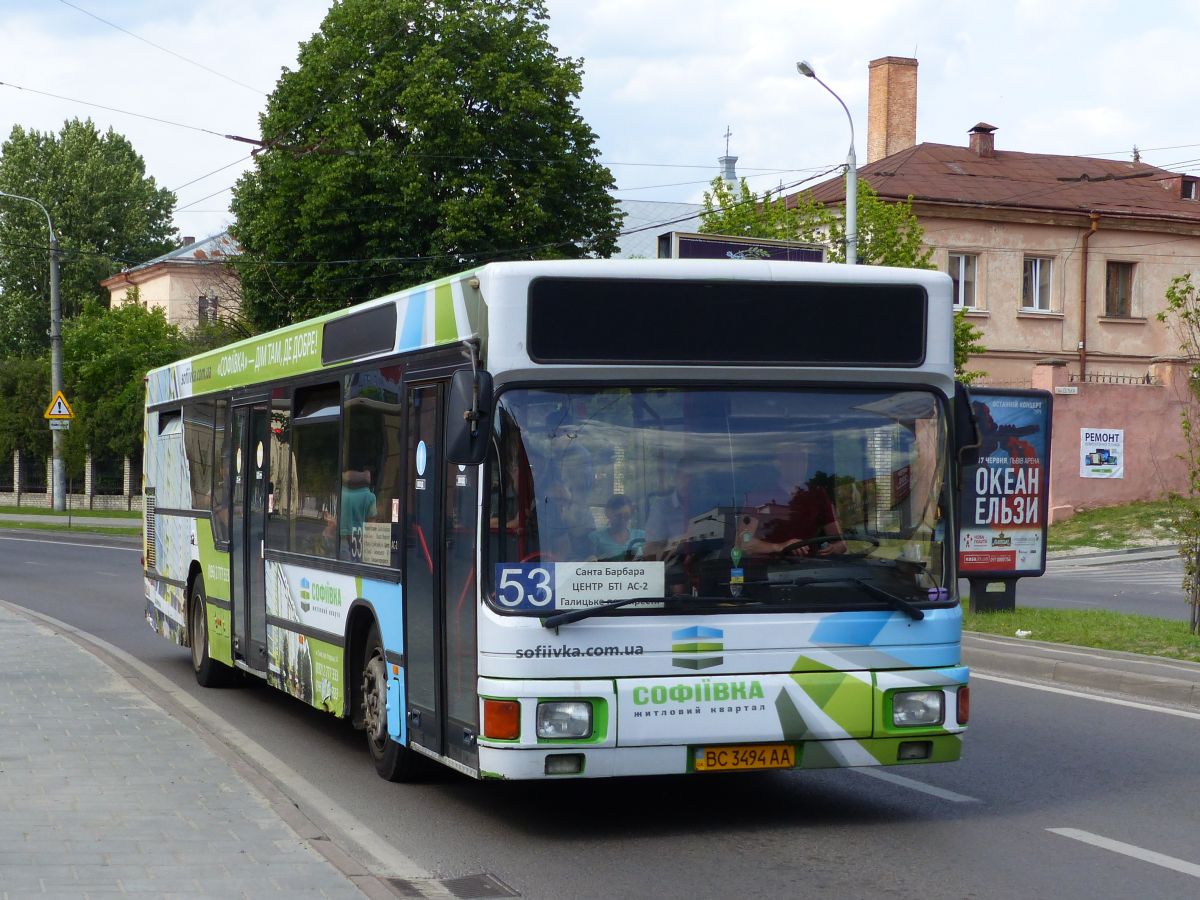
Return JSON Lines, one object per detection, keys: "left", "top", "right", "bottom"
{"left": 0, "top": 604, "right": 364, "bottom": 899}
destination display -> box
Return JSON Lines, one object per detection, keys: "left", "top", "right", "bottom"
{"left": 493, "top": 562, "right": 666, "bottom": 611}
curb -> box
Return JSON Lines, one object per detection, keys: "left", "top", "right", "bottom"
{"left": 963, "top": 633, "right": 1200, "bottom": 711}
{"left": 1045, "top": 544, "right": 1180, "bottom": 565}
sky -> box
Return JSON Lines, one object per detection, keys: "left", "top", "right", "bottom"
{"left": 2, "top": 0, "right": 1199, "bottom": 260}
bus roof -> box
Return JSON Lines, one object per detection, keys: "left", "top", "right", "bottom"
{"left": 146, "top": 259, "right": 954, "bottom": 406}
{"left": 146, "top": 268, "right": 486, "bottom": 405}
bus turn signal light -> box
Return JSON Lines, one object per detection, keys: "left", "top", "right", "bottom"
{"left": 483, "top": 699, "right": 520, "bottom": 740}
{"left": 957, "top": 686, "right": 970, "bottom": 725}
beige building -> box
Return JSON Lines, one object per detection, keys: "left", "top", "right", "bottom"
{"left": 103, "top": 232, "right": 240, "bottom": 328}
{"left": 804, "top": 56, "right": 1200, "bottom": 387}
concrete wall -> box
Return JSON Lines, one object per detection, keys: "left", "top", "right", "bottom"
{"left": 1031, "top": 358, "right": 1196, "bottom": 521}
{"left": 0, "top": 452, "right": 141, "bottom": 511}
{"left": 923, "top": 214, "right": 1198, "bottom": 386}
{"left": 109, "top": 264, "right": 239, "bottom": 328}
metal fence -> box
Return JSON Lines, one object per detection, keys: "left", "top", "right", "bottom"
{"left": 92, "top": 457, "right": 125, "bottom": 495}
{"left": 1069, "top": 372, "right": 1159, "bottom": 385}
{"left": 20, "top": 450, "right": 45, "bottom": 493}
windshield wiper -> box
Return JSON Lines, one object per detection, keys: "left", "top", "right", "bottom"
{"left": 784, "top": 576, "right": 925, "bottom": 620}
{"left": 849, "top": 578, "right": 925, "bottom": 620}
{"left": 541, "top": 596, "right": 666, "bottom": 629}
{"left": 538, "top": 593, "right": 719, "bottom": 629}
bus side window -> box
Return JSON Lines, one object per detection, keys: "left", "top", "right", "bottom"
{"left": 212, "top": 398, "right": 230, "bottom": 544}
{"left": 290, "top": 383, "right": 341, "bottom": 559}
{"left": 342, "top": 366, "right": 404, "bottom": 566}
{"left": 266, "top": 389, "right": 293, "bottom": 552}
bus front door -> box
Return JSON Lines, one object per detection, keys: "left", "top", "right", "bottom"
{"left": 404, "top": 381, "right": 479, "bottom": 770}
{"left": 230, "top": 402, "right": 270, "bottom": 670}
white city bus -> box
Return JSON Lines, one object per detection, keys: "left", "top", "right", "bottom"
{"left": 143, "top": 259, "right": 975, "bottom": 780}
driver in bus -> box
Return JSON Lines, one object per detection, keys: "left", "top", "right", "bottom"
{"left": 740, "top": 452, "right": 847, "bottom": 557}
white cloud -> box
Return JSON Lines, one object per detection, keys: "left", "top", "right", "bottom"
{"left": 3, "top": 0, "right": 1200, "bottom": 259}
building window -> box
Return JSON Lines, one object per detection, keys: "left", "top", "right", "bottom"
{"left": 1022, "top": 256, "right": 1053, "bottom": 311}
{"left": 948, "top": 252, "right": 978, "bottom": 308}
{"left": 198, "top": 294, "right": 217, "bottom": 325}
{"left": 1105, "top": 262, "right": 1135, "bottom": 317}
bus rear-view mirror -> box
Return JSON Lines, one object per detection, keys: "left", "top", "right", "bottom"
{"left": 446, "top": 369, "right": 494, "bottom": 466}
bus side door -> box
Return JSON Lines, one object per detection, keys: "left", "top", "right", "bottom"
{"left": 403, "top": 379, "right": 479, "bottom": 770}
{"left": 230, "top": 400, "right": 270, "bottom": 669}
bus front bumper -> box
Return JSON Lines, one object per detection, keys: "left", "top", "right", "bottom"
{"left": 475, "top": 667, "right": 968, "bottom": 779}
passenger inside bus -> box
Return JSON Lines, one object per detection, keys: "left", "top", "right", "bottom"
{"left": 643, "top": 455, "right": 700, "bottom": 550}
{"left": 588, "top": 493, "right": 646, "bottom": 561}
{"left": 339, "top": 466, "right": 377, "bottom": 560}
{"left": 740, "top": 450, "right": 846, "bottom": 557}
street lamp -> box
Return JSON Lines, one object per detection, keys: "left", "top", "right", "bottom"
{"left": 0, "top": 190, "right": 66, "bottom": 510}
{"left": 796, "top": 60, "right": 857, "bottom": 265}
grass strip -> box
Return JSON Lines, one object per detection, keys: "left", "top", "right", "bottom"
{"left": 964, "top": 607, "right": 1200, "bottom": 664}
{"left": 1047, "top": 499, "right": 1180, "bottom": 553}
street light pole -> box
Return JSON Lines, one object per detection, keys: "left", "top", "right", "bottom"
{"left": 796, "top": 60, "right": 857, "bottom": 265}
{"left": 0, "top": 190, "right": 66, "bottom": 510}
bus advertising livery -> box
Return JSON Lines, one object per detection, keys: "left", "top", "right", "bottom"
{"left": 142, "top": 259, "right": 1018, "bottom": 781}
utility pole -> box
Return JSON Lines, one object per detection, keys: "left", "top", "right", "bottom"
{"left": 0, "top": 190, "right": 66, "bottom": 510}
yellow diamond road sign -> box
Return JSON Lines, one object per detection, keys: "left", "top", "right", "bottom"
{"left": 44, "top": 391, "right": 74, "bottom": 420}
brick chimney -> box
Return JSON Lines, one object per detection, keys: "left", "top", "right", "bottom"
{"left": 866, "top": 56, "right": 918, "bottom": 163}
{"left": 181, "top": 235, "right": 195, "bottom": 246}
{"left": 969, "top": 123, "right": 997, "bottom": 158}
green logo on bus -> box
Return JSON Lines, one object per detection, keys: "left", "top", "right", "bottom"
{"left": 299, "top": 578, "right": 343, "bottom": 607}
{"left": 671, "top": 625, "right": 724, "bottom": 670}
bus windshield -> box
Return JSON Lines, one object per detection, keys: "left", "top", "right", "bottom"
{"left": 486, "top": 385, "right": 950, "bottom": 616}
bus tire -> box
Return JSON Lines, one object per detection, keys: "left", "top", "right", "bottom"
{"left": 189, "top": 575, "right": 234, "bottom": 688}
{"left": 362, "top": 623, "right": 420, "bottom": 781}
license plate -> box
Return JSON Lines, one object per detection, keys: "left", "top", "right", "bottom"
{"left": 693, "top": 743, "right": 796, "bottom": 772}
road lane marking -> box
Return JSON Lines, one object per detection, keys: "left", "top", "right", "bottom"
{"left": 849, "top": 767, "right": 980, "bottom": 803}
{"left": 1048, "top": 828, "right": 1200, "bottom": 879}
{"left": 0, "top": 534, "right": 139, "bottom": 552}
{"left": 968, "top": 635, "right": 1200, "bottom": 678}
{"left": 974, "top": 672, "right": 1200, "bottom": 721}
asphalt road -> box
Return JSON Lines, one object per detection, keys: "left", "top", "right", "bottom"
{"left": 5, "top": 531, "right": 1200, "bottom": 899}
{"left": 990, "top": 554, "right": 1189, "bottom": 621}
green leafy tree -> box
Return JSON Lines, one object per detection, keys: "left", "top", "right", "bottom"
{"left": 0, "top": 118, "right": 176, "bottom": 355}
{"left": 62, "top": 301, "right": 193, "bottom": 462}
{"left": 1157, "top": 273, "right": 1200, "bottom": 634}
{"left": 700, "top": 176, "right": 986, "bottom": 381}
{"left": 231, "top": 0, "right": 622, "bottom": 330}
{"left": 0, "top": 356, "right": 50, "bottom": 463}
{"left": 700, "top": 178, "right": 831, "bottom": 244}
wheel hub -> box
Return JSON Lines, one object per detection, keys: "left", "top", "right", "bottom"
{"left": 362, "top": 654, "right": 388, "bottom": 743}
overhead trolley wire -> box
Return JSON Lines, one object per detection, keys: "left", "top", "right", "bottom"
{"left": 55, "top": 0, "right": 267, "bottom": 95}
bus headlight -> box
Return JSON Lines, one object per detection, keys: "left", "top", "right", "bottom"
{"left": 892, "top": 690, "right": 944, "bottom": 727}
{"left": 536, "top": 701, "right": 592, "bottom": 739}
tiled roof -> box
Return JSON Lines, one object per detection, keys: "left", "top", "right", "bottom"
{"left": 803, "top": 142, "right": 1200, "bottom": 223}
{"left": 122, "top": 231, "right": 240, "bottom": 274}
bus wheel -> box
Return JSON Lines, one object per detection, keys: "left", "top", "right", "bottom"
{"left": 362, "top": 623, "right": 419, "bottom": 781}
{"left": 189, "top": 576, "right": 233, "bottom": 688}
